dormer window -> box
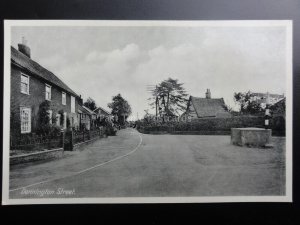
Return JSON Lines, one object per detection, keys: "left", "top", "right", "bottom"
{"left": 45, "top": 84, "right": 51, "bottom": 101}
{"left": 20, "top": 74, "right": 29, "bottom": 95}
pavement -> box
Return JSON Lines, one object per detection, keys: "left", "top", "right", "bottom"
{"left": 9, "top": 128, "right": 285, "bottom": 198}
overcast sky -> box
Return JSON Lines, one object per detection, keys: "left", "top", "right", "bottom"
{"left": 11, "top": 25, "right": 287, "bottom": 120}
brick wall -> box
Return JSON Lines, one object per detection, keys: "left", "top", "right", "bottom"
{"left": 11, "top": 64, "right": 80, "bottom": 136}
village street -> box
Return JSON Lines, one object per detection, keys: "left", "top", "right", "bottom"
{"left": 9, "top": 128, "right": 285, "bottom": 198}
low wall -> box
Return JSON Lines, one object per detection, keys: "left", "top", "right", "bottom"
{"left": 231, "top": 128, "right": 272, "bottom": 147}
{"left": 10, "top": 148, "right": 64, "bottom": 165}
{"left": 73, "top": 135, "right": 105, "bottom": 150}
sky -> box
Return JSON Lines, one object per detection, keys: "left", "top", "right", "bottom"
{"left": 11, "top": 25, "right": 287, "bottom": 120}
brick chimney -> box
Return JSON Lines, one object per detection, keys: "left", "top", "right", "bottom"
{"left": 18, "top": 37, "right": 31, "bottom": 58}
{"left": 205, "top": 89, "right": 211, "bottom": 99}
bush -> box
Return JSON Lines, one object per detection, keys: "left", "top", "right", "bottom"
{"left": 49, "top": 125, "right": 62, "bottom": 136}
{"left": 105, "top": 125, "right": 117, "bottom": 136}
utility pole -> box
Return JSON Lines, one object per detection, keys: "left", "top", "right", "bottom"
{"left": 155, "top": 96, "right": 158, "bottom": 120}
{"left": 265, "top": 92, "right": 271, "bottom": 129}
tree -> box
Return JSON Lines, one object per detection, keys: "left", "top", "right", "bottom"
{"left": 149, "top": 77, "right": 188, "bottom": 116}
{"left": 234, "top": 91, "right": 263, "bottom": 114}
{"left": 36, "top": 101, "right": 53, "bottom": 135}
{"left": 108, "top": 94, "right": 132, "bottom": 125}
{"left": 83, "top": 97, "right": 97, "bottom": 111}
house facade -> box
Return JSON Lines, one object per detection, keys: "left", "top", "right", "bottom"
{"left": 251, "top": 92, "right": 284, "bottom": 109}
{"left": 10, "top": 40, "right": 82, "bottom": 138}
{"left": 94, "top": 107, "right": 112, "bottom": 121}
{"left": 181, "top": 89, "right": 231, "bottom": 121}
{"left": 82, "top": 105, "right": 97, "bottom": 129}
{"left": 77, "top": 105, "right": 92, "bottom": 130}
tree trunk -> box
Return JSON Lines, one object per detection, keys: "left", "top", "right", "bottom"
{"left": 167, "top": 92, "right": 170, "bottom": 109}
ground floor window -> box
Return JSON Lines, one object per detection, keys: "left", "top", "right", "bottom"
{"left": 63, "top": 112, "right": 67, "bottom": 129}
{"left": 56, "top": 114, "right": 61, "bottom": 126}
{"left": 20, "top": 107, "right": 31, "bottom": 133}
{"left": 47, "top": 110, "right": 53, "bottom": 124}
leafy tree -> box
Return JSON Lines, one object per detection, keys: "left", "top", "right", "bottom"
{"left": 83, "top": 97, "right": 97, "bottom": 111}
{"left": 108, "top": 94, "right": 132, "bottom": 125}
{"left": 234, "top": 91, "right": 263, "bottom": 114}
{"left": 149, "top": 77, "right": 188, "bottom": 116}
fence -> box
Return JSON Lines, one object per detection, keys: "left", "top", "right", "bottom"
{"left": 64, "top": 127, "right": 106, "bottom": 150}
{"left": 11, "top": 127, "right": 107, "bottom": 153}
{"left": 72, "top": 129, "right": 103, "bottom": 145}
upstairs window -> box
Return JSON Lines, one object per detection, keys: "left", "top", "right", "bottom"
{"left": 62, "top": 92, "right": 66, "bottom": 105}
{"left": 20, "top": 74, "right": 29, "bottom": 94}
{"left": 20, "top": 107, "right": 31, "bottom": 133}
{"left": 45, "top": 84, "right": 51, "bottom": 101}
{"left": 71, "top": 96, "right": 75, "bottom": 113}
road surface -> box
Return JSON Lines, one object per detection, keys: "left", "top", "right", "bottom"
{"left": 9, "top": 128, "right": 285, "bottom": 198}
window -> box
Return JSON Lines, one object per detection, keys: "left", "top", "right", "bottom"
{"left": 20, "top": 107, "right": 31, "bottom": 133}
{"left": 47, "top": 110, "right": 53, "bottom": 124}
{"left": 71, "top": 96, "right": 75, "bottom": 113}
{"left": 20, "top": 74, "right": 29, "bottom": 94}
{"left": 62, "top": 92, "right": 66, "bottom": 105}
{"left": 45, "top": 84, "right": 51, "bottom": 101}
{"left": 56, "top": 114, "right": 61, "bottom": 126}
{"left": 63, "top": 112, "right": 67, "bottom": 129}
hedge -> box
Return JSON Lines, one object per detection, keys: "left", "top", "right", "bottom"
{"left": 137, "top": 116, "right": 285, "bottom": 136}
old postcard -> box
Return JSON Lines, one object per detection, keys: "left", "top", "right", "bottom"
{"left": 2, "top": 20, "right": 292, "bottom": 204}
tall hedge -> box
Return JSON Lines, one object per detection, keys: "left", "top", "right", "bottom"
{"left": 139, "top": 116, "right": 285, "bottom": 136}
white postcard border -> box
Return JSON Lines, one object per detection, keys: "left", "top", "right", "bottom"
{"left": 2, "top": 20, "right": 293, "bottom": 205}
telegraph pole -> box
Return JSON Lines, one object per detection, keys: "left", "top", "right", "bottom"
{"left": 265, "top": 92, "right": 271, "bottom": 129}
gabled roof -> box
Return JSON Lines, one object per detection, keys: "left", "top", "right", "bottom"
{"left": 270, "top": 97, "right": 285, "bottom": 115}
{"left": 11, "top": 46, "right": 80, "bottom": 98}
{"left": 94, "top": 106, "right": 111, "bottom": 115}
{"left": 82, "top": 105, "right": 96, "bottom": 115}
{"left": 189, "top": 96, "right": 229, "bottom": 118}
{"left": 78, "top": 104, "right": 91, "bottom": 115}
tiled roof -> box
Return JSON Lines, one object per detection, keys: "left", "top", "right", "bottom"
{"left": 190, "top": 96, "right": 230, "bottom": 118}
{"left": 78, "top": 104, "right": 91, "bottom": 115}
{"left": 94, "top": 106, "right": 111, "bottom": 115}
{"left": 82, "top": 105, "right": 96, "bottom": 115}
{"left": 11, "top": 46, "right": 80, "bottom": 98}
{"left": 270, "top": 98, "right": 285, "bottom": 115}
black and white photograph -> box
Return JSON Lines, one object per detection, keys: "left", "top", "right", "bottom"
{"left": 2, "top": 20, "right": 292, "bottom": 204}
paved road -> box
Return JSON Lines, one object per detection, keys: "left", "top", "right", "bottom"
{"left": 10, "top": 128, "right": 285, "bottom": 198}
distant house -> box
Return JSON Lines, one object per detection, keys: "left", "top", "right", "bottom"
{"left": 94, "top": 106, "right": 112, "bottom": 121}
{"left": 83, "top": 106, "right": 97, "bottom": 129}
{"left": 10, "top": 38, "right": 82, "bottom": 137}
{"left": 251, "top": 92, "right": 284, "bottom": 109}
{"left": 77, "top": 105, "right": 93, "bottom": 130}
{"left": 181, "top": 89, "right": 231, "bottom": 121}
{"left": 270, "top": 98, "right": 285, "bottom": 117}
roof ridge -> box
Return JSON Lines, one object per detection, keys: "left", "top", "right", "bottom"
{"left": 11, "top": 46, "right": 80, "bottom": 98}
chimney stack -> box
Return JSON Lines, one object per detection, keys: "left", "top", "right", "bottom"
{"left": 18, "top": 36, "right": 31, "bottom": 58}
{"left": 205, "top": 89, "right": 211, "bottom": 99}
